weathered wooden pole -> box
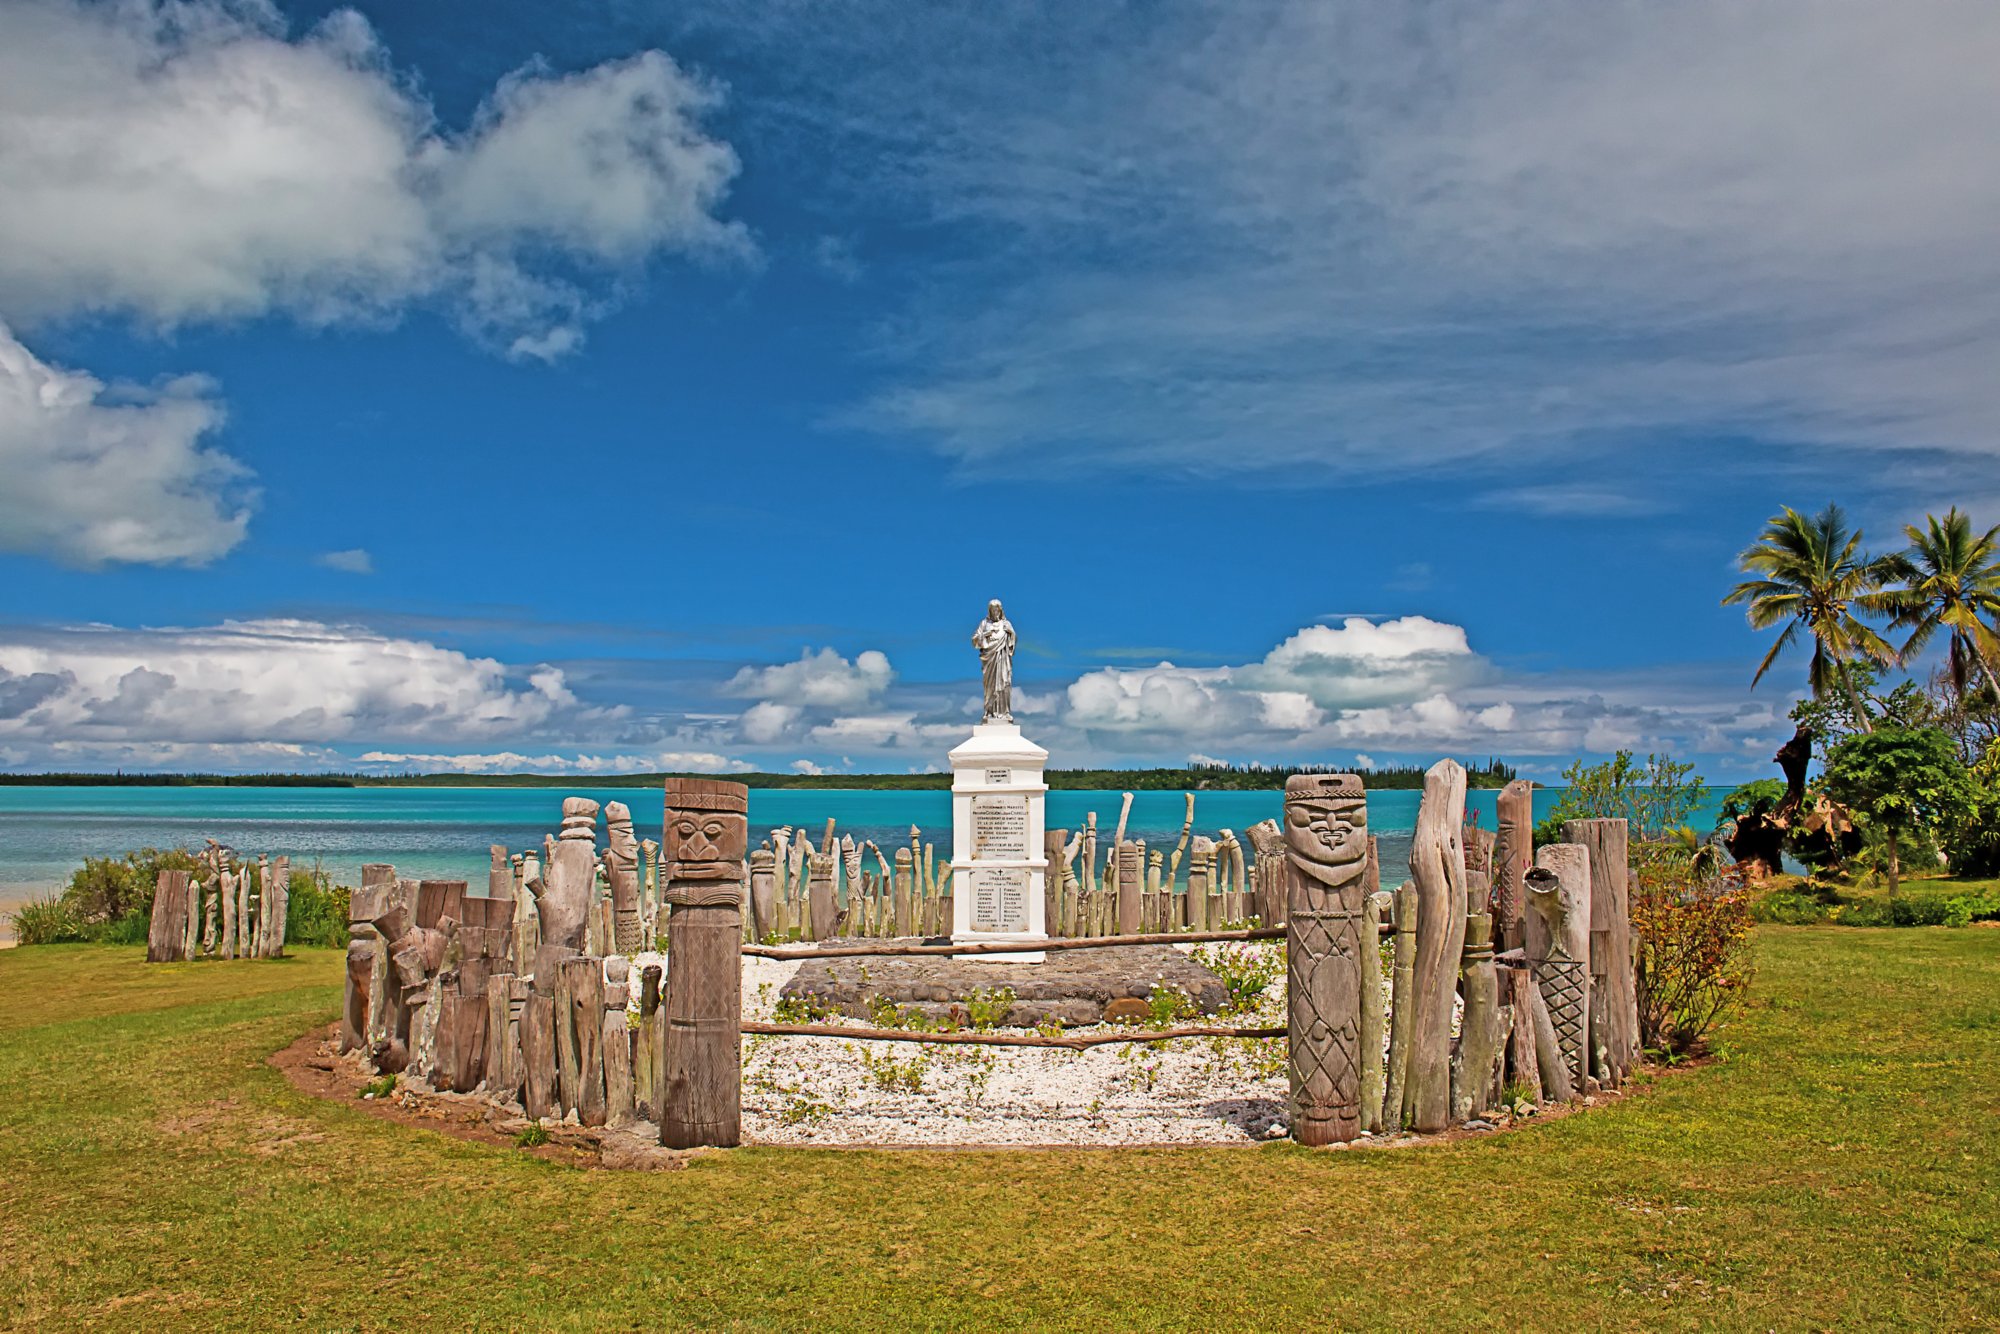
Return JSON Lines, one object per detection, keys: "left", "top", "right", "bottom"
{"left": 1494, "top": 780, "right": 1534, "bottom": 952}
{"left": 602, "top": 956, "right": 635, "bottom": 1127}
{"left": 1381, "top": 881, "right": 1418, "bottom": 1131}
{"left": 807, "top": 852, "right": 837, "bottom": 941}
{"left": 1564, "top": 818, "right": 1639, "bottom": 1085}
{"left": 1186, "top": 836, "right": 1213, "bottom": 933}
{"left": 634, "top": 962, "right": 662, "bottom": 1121}
{"left": 1359, "top": 888, "right": 1388, "bottom": 1133}
{"left": 1284, "top": 774, "right": 1371, "bottom": 1145}
{"left": 1526, "top": 844, "right": 1592, "bottom": 1090}
{"left": 660, "top": 777, "right": 747, "bottom": 1150}
{"left": 236, "top": 864, "right": 252, "bottom": 959}
{"left": 147, "top": 870, "right": 190, "bottom": 963}
{"left": 1406, "top": 758, "right": 1468, "bottom": 1133}
{"left": 539, "top": 798, "right": 599, "bottom": 952}
{"left": 1504, "top": 965, "right": 1542, "bottom": 1100}
{"left": 748, "top": 847, "right": 777, "bottom": 943}
{"left": 1115, "top": 839, "right": 1142, "bottom": 935}
{"left": 1452, "top": 870, "right": 1503, "bottom": 1122}
{"left": 606, "top": 802, "right": 645, "bottom": 955}
{"left": 1246, "top": 820, "right": 1287, "bottom": 926}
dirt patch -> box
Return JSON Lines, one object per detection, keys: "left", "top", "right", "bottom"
{"left": 270, "top": 1024, "right": 699, "bottom": 1171}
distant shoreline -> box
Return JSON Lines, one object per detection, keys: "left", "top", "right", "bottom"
{"left": 0, "top": 763, "right": 1519, "bottom": 793}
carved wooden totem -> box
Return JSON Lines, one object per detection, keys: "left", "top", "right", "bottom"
{"left": 539, "top": 798, "right": 599, "bottom": 952}
{"left": 1526, "top": 844, "right": 1592, "bottom": 1087}
{"left": 660, "top": 778, "right": 747, "bottom": 1149}
{"left": 605, "top": 801, "right": 645, "bottom": 955}
{"left": 1284, "top": 774, "right": 1371, "bottom": 1145}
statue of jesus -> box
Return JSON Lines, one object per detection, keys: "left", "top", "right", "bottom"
{"left": 971, "top": 599, "right": 1016, "bottom": 723}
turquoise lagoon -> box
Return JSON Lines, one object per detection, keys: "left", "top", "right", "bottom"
{"left": 0, "top": 784, "right": 1721, "bottom": 892}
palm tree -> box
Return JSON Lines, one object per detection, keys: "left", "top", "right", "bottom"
{"left": 1880, "top": 508, "right": 2000, "bottom": 701}
{"left": 1723, "top": 504, "right": 1900, "bottom": 731}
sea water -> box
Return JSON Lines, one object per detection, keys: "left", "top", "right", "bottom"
{"left": 0, "top": 784, "right": 1718, "bottom": 892}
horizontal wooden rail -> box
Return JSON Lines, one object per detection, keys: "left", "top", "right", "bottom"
{"left": 741, "top": 927, "right": 1286, "bottom": 960}
{"left": 742, "top": 1020, "right": 1285, "bottom": 1050}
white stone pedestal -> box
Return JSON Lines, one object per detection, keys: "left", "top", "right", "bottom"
{"left": 948, "top": 722, "right": 1049, "bottom": 962}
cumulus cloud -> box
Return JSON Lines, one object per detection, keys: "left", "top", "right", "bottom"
{"left": 0, "top": 1, "right": 747, "bottom": 353}
{"left": 0, "top": 619, "right": 601, "bottom": 747}
{"left": 0, "top": 323, "right": 250, "bottom": 566}
{"left": 725, "top": 647, "right": 894, "bottom": 710}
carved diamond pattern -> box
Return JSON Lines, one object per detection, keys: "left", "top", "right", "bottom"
{"left": 1534, "top": 956, "right": 1586, "bottom": 1082}
{"left": 1289, "top": 908, "right": 1361, "bottom": 1133}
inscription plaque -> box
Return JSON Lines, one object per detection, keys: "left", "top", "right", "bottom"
{"left": 969, "top": 866, "right": 1029, "bottom": 932}
{"left": 971, "top": 793, "right": 1030, "bottom": 859}
{"left": 983, "top": 767, "right": 1012, "bottom": 785}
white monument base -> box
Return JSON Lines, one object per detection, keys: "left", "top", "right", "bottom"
{"left": 948, "top": 722, "right": 1049, "bottom": 962}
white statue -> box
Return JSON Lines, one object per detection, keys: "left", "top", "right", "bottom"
{"left": 971, "top": 598, "right": 1016, "bottom": 723}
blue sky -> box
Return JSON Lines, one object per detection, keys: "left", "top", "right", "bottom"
{"left": 2, "top": 0, "right": 1995, "bottom": 782}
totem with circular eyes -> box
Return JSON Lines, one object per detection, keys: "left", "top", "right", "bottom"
{"left": 1284, "top": 773, "right": 1370, "bottom": 1145}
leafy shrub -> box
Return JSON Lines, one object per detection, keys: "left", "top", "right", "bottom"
{"left": 1751, "top": 882, "right": 1834, "bottom": 925}
{"left": 1631, "top": 856, "right": 1755, "bottom": 1054}
{"left": 1535, "top": 751, "right": 1706, "bottom": 846}
{"left": 964, "top": 987, "right": 1016, "bottom": 1030}
{"left": 8, "top": 895, "right": 83, "bottom": 945}
{"left": 1948, "top": 740, "right": 2000, "bottom": 876}
{"left": 284, "top": 869, "right": 349, "bottom": 948}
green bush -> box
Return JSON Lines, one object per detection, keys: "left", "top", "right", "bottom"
{"left": 8, "top": 895, "right": 84, "bottom": 945}
{"left": 284, "top": 869, "right": 349, "bottom": 948}
{"left": 1751, "top": 883, "right": 1834, "bottom": 925}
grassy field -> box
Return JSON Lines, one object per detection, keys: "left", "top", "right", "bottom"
{"left": 0, "top": 929, "right": 1995, "bottom": 1332}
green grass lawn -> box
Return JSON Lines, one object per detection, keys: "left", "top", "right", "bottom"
{"left": 1, "top": 929, "right": 1995, "bottom": 1332}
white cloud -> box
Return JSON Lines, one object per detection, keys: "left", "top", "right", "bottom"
{"left": 1353, "top": 753, "right": 1375, "bottom": 769}
{"left": 315, "top": 548, "right": 373, "bottom": 574}
{"left": 737, "top": 1, "right": 2000, "bottom": 482}
{"left": 0, "top": 322, "right": 250, "bottom": 566}
{"left": 789, "top": 758, "right": 831, "bottom": 776}
{"left": 806, "top": 712, "right": 962, "bottom": 749}
{"left": 738, "top": 700, "right": 802, "bottom": 743}
{"left": 356, "top": 749, "right": 747, "bottom": 774}
{"left": 0, "top": 1, "right": 746, "bottom": 353}
{"left": 725, "top": 647, "right": 894, "bottom": 709}
{"left": 0, "top": 619, "right": 600, "bottom": 746}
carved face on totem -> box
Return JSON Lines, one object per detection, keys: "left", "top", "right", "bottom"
{"left": 662, "top": 780, "right": 748, "bottom": 881}
{"left": 1282, "top": 774, "right": 1369, "bottom": 892}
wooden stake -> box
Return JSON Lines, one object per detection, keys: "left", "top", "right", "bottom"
{"left": 1564, "top": 818, "right": 1639, "bottom": 1085}
{"left": 1406, "top": 759, "right": 1468, "bottom": 1133}
{"left": 660, "top": 777, "right": 747, "bottom": 1149}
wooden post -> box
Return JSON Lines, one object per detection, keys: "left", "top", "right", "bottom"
{"left": 566, "top": 955, "right": 606, "bottom": 1126}
{"left": 1359, "top": 889, "right": 1388, "bottom": 1134}
{"left": 179, "top": 871, "right": 202, "bottom": 960}
{"left": 1527, "top": 844, "right": 1592, "bottom": 1090}
{"left": 1452, "top": 871, "right": 1502, "bottom": 1122}
{"left": 1564, "top": 818, "right": 1639, "bottom": 1085}
{"left": 808, "top": 853, "right": 837, "bottom": 941}
{"left": 1382, "top": 881, "right": 1418, "bottom": 1131}
{"left": 1283, "top": 774, "right": 1370, "bottom": 1145}
{"left": 1505, "top": 966, "right": 1542, "bottom": 1102}
{"left": 606, "top": 802, "right": 645, "bottom": 956}
{"left": 602, "top": 956, "right": 634, "bottom": 1127}
{"left": 1525, "top": 967, "right": 1575, "bottom": 1103}
{"left": 146, "top": 870, "right": 190, "bottom": 963}
{"left": 748, "top": 848, "right": 777, "bottom": 943}
{"left": 1115, "top": 840, "right": 1142, "bottom": 935}
{"left": 236, "top": 864, "right": 252, "bottom": 959}
{"left": 485, "top": 971, "right": 518, "bottom": 1101}
{"left": 635, "top": 963, "right": 662, "bottom": 1120}
{"left": 1245, "top": 820, "right": 1286, "bottom": 926}
{"left": 1046, "top": 829, "right": 1067, "bottom": 937}
{"left": 892, "top": 847, "right": 914, "bottom": 937}
{"left": 660, "top": 777, "right": 747, "bottom": 1149}
{"left": 522, "top": 980, "right": 559, "bottom": 1121}
{"left": 1494, "top": 780, "right": 1533, "bottom": 952}
{"left": 538, "top": 798, "right": 599, "bottom": 952}
{"left": 546, "top": 946, "right": 582, "bottom": 1117}
{"left": 342, "top": 877, "right": 391, "bottom": 1053}
{"left": 1406, "top": 759, "right": 1467, "bottom": 1133}
{"left": 1186, "top": 837, "right": 1212, "bottom": 934}
{"left": 841, "top": 837, "right": 862, "bottom": 936}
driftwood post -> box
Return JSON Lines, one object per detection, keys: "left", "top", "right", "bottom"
{"left": 1382, "top": 881, "right": 1418, "bottom": 1130}
{"left": 1360, "top": 888, "right": 1388, "bottom": 1133}
{"left": 1283, "top": 774, "right": 1370, "bottom": 1146}
{"left": 1115, "top": 840, "right": 1142, "bottom": 935}
{"left": 635, "top": 963, "right": 662, "bottom": 1120}
{"left": 539, "top": 798, "right": 599, "bottom": 953}
{"left": 342, "top": 875, "right": 391, "bottom": 1052}
{"left": 1494, "top": 780, "right": 1533, "bottom": 951}
{"left": 1564, "top": 818, "right": 1639, "bottom": 1085}
{"left": 660, "top": 778, "right": 747, "bottom": 1150}
{"left": 606, "top": 802, "right": 646, "bottom": 956}
{"left": 1246, "top": 820, "right": 1286, "bottom": 926}
{"left": 569, "top": 953, "right": 608, "bottom": 1122}
{"left": 1406, "top": 758, "right": 1468, "bottom": 1133}
{"left": 146, "top": 870, "right": 191, "bottom": 963}
{"left": 1527, "top": 844, "right": 1592, "bottom": 1091}
{"left": 602, "top": 956, "right": 635, "bottom": 1127}
{"left": 748, "top": 848, "right": 777, "bottom": 942}
{"left": 1452, "top": 871, "right": 1503, "bottom": 1121}
{"left": 1187, "top": 836, "right": 1213, "bottom": 933}
{"left": 807, "top": 853, "right": 837, "bottom": 942}
{"left": 1505, "top": 965, "right": 1542, "bottom": 1100}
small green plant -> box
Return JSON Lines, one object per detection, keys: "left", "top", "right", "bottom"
{"left": 1190, "top": 941, "right": 1283, "bottom": 1016}
{"left": 859, "top": 1048, "right": 929, "bottom": 1093}
{"left": 514, "top": 1122, "right": 551, "bottom": 1148}
{"left": 964, "top": 986, "right": 1016, "bottom": 1030}
{"left": 8, "top": 895, "right": 83, "bottom": 946}
{"left": 1034, "top": 1015, "right": 1067, "bottom": 1039}
{"left": 358, "top": 1074, "right": 397, "bottom": 1099}
{"left": 1145, "top": 982, "right": 1195, "bottom": 1028}
{"left": 772, "top": 994, "right": 837, "bottom": 1024}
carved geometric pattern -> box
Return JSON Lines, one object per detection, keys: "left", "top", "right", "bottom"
{"left": 1533, "top": 955, "right": 1586, "bottom": 1083}
{"left": 1289, "top": 906, "right": 1362, "bottom": 1138}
